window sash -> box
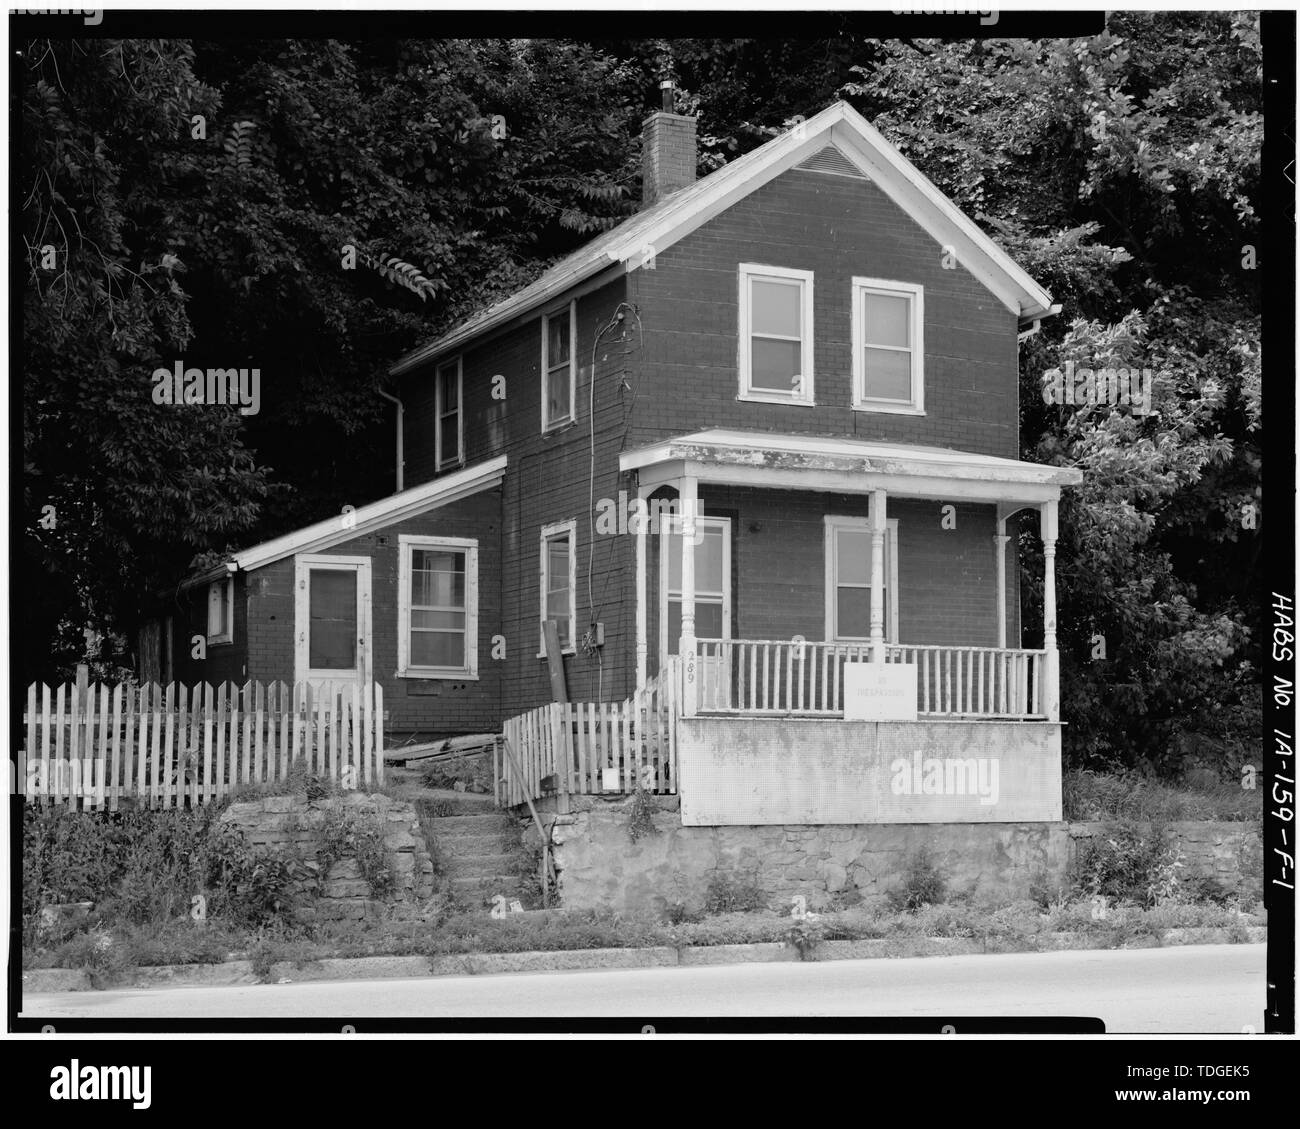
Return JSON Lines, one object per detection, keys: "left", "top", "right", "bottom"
{"left": 852, "top": 277, "right": 923, "bottom": 411}
{"left": 207, "top": 579, "right": 233, "bottom": 643}
{"left": 540, "top": 524, "right": 575, "bottom": 653}
{"left": 739, "top": 264, "right": 813, "bottom": 402}
{"left": 399, "top": 539, "right": 476, "bottom": 676}
{"left": 826, "top": 518, "right": 896, "bottom": 643}
{"left": 436, "top": 359, "right": 462, "bottom": 467}
{"left": 542, "top": 305, "right": 575, "bottom": 428}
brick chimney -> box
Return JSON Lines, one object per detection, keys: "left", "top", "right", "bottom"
{"left": 641, "top": 80, "right": 697, "bottom": 207}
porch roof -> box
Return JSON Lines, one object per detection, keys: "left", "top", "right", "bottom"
{"left": 620, "top": 429, "right": 1083, "bottom": 505}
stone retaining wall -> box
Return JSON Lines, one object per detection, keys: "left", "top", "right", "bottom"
{"left": 524, "top": 796, "right": 1260, "bottom": 913}
{"left": 220, "top": 792, "right": 436, "bottom": 920}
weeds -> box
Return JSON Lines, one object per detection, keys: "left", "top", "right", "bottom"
{"left": 887, "top": 848, "right": 947, "bottom": 912}
{"left": 703, "top": 872, "right": 765, "bottom": 914}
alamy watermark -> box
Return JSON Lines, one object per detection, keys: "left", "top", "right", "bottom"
{"left": 13, "top": 8, "right": 102, "bottom": 23}
{"left": 1041, "top": 360, "right": 1157, "bottom": 415}
{"left": 594, "top": 491, "right": 704, "bottom": 542}
{"left": 152, "top": 361, "right": 261, "bottom": 416}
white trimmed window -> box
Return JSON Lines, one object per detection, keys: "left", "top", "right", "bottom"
{"left": 206, "top": 577, "right": 234, "bottom": 645}
{"left": 435, "top": 356, "right": 463, "bottom": 469}
{"left": 398, "top": 536, "right": 478, "bottom": 678}
{"left": 539, "top": 520, "right": 576, "bottom": 656}
{"left": 824, "top": 515, "right": 899, "bottom": 643}
{"left": 852, "top": 277, "right": 924, "bottom": 413}
{"left": 738, "top": 263, "right": 815, "bottom": 405}
{"left": 541, "top": 301, "right": 576, "bottom": 430}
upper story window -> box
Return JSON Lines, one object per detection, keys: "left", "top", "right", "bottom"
{"left": 738, "top": 263, "right": 815, "bottom": 406}
{"left": 539, "top": 519, "right": 576, "bottom": 657}
{"left": 852, "top": 277, "right": 924, "bottom": 414}
{"left": 542, "top": 301, "right": 576, "bottom": 431}
{"left": 206, "top": 577, "right": 234, "bottom": 645}
{"left": 435, "top": 357, "right": 463, "bottom": 469}
{"left": 398, "top": 536, "right": 478, "bottom": 679}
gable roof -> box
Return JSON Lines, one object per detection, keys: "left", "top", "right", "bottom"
{"left": 179, "top": 455, "right": 507, "bottom": 590}
{"left": 391, "top": 100, "right": 1056, "bottom": 377}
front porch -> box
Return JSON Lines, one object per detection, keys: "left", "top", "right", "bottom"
{"left": 622, "top": 429, "right": 1082, "bottom": 727}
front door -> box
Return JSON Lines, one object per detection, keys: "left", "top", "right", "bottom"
{"left": 660, "top": 516, "right": 732, "bottom": 707}
{"left": 294, "top": 554, "right": 373, "bottom": 690}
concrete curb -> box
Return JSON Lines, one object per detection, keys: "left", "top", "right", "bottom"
{"left": 21, "top": 926, "right": 1267, "bottom": 994}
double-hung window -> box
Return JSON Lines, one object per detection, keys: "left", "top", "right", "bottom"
{"left": 398, "top": 536, "right": 478, "bottom": 678}
{"left": 852, "top": 277, "right": 924, "bottom": 413}
{"left": 435, "top": 357, "right": 463, "bottom": 469}
{"left": 539, "top": 520, "right": 576, "bottom": 656}
{"left": 738, "top": 263, "right": 815, "bottom": 404}
{"left": 206, "top": 577, "right": 234, "bottom": 645}
{"left": 824, "top": 515, "right": 898, "bottom": 643}
{"left": 542, "top": 302, "right": 576, "bottom": 430}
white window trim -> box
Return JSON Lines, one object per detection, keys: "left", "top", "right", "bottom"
{"left": 397, "top": 535, "right": 478, "bottom": 680}
{"left": 541, "top": 301, "right": 577, "bottom": 432}
{"left": 851, "top": 276, "right": 925, "bottom": 415}
{"left": 293, "top": 554, "right": 373, "bottom": 685}
{"left": 737, "top": 262, "right": 816, "bottom": 406}
{"left": 658, "top": 514, "right": 732, "bottom": 661}
{"left": 206, "top": 577, "right": 234, "bottom": 645}
{"left": 434, "top": 356, "right": 465, "bottom": 470}
{"left": 538, "top": 519, "right": 577, "bottom": 658}
{"left": 823, "top": 514, "right": 899, "bottom": 643}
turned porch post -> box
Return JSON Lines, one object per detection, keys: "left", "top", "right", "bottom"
{"left": 1040, "top": 499, "right": 1060, "bottom": 722}
{"left": 870, "top": 488, "right": 887, "bottom": 663}
{"left": 679, "top": 474, "right": 699, "bottom": 716}
{"left": 994, "top": 519, "right": 1010, "bottom": 651}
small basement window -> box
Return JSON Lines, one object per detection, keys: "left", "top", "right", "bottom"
{"left": 738, "top": 263, "right": 815, "bottom": 405}
{"left": 206, "top": 577, "right": 234, "bottom": 645}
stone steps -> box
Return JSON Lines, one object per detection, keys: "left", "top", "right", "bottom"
{"left": 438, "top": 832, "right": 515, "bottom": 857}
{"left": 433, "top": 812, "right": 516, "bottom": 835}
{"left": 426, "top": 806, "right": 534, "bottom": 908}
{"left": 449, "top": 852, "right": 525, "bottom": 878}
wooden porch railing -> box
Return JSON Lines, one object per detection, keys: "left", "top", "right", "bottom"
{"left": 695, "top": 639, "right": 1047, "bottom": 720}
{"left": 498, "top": 660, "right": 679, "bottom": 807}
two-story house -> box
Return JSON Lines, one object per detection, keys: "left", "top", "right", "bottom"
{"left": 156, "top": 97, "right": 1081, "bottom": 829}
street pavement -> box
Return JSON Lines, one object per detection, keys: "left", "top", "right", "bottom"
{"left": 22, "top": 943, "right": 1265, "bottom": 1033}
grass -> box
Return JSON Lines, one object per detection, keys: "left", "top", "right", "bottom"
{"left": 1062, "top": 769, "right": 1261, "bottom": 823}
{"left": 24, "top": 896, "right": 1266, "bottom": 981}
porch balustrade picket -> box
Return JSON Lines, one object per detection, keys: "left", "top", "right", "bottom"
{"left": 20, "top": 678, "right": 384, "bottom": 808}
{"left": 693, "top": 639, "right": 1046, "bottom": 720}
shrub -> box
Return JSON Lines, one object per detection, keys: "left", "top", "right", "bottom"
{"left": 1063, "top": 768, "right": 1260, "bottom": 823}
{"left": 702, "top": 872, "right": 765, "bottom": 915}
{"left": 887, "top": 848, "right": 947, "bottom": 912}
{"left": 318, "top": 807, "right": 392, "bottom": 898}
{"left": 419, "top": 752, "right": 492, "bottom": 794}
{"left": 1072, "top": 821, "right": 1184, "bottom": 907}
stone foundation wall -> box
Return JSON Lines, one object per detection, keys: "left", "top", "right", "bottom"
{"left": 220, "top": 792, "right": 436, "bottom": 920}
{"left": 526, "top": 796, "right": 1260, "bottom": 912}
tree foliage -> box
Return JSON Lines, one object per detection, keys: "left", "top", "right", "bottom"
{"left": 22, "top": 22, "right": 1264, "bottom": 777}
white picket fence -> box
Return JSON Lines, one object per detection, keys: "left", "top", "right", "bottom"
{"left": 20, "top": 676, "right": 385, "bottom": 809}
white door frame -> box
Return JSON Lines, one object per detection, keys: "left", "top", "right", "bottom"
{"left": 294, "top": 554, "right": 373, "bottom": 686}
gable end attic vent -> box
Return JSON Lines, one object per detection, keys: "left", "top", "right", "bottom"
{"left": 797, "top": 145, "right": 866, "bottom": 178}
